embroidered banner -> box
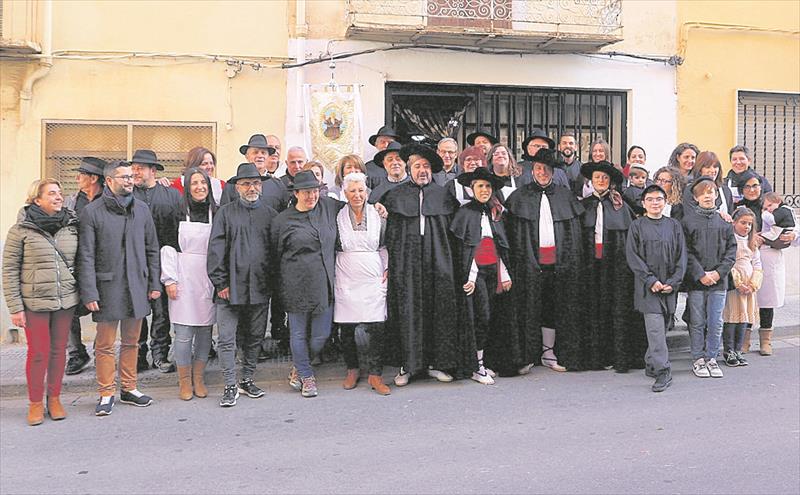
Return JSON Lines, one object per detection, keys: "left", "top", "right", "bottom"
{"left": 303, "top": 84, "right": 363, "bottom": 174}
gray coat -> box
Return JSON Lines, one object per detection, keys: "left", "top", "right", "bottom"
{"left": 77, "top": 191, "right": 161, "bottom": 322}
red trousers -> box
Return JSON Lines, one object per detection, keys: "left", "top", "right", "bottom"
{"left": 24, "top": 307, "right": 75, "bottom": 402}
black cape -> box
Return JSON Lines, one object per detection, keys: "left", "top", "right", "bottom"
{"left": 368, "top": 176, "right": 409, "bottom": 205}
{"left": 365, "top": 159, "right": 388, "bottom": 190}
{"left": 219, "top": 176, "right": 288, "bottom": 212}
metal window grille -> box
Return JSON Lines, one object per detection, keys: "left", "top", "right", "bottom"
{"left": 43, "top": 121, "right": 216, "bottom": 197}
{"left": 737, "top": 91, "right": 800, "bottom": 207}
{"left": 386, "top": 82, "right": 627, "bottom": 166}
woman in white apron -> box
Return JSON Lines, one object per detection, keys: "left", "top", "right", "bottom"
{"left": 161, "top": 168, "right": 217, "bottom": 400}
{"left": 334, "top": 172, "right": 390, "bottom": 395}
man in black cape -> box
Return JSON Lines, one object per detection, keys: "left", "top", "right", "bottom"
{"left": 381, "top": 144, "right": 461, "bottom": 386}
{"left": 505, "top": 148, "right": 585, "bottom": 372}
{"left": 367, "top": 141, "right": 408, "bottom": 205}
{"left": 365, "top": 125, "right": 400, "bottom": 190}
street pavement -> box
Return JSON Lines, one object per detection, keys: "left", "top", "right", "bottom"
{"left": 1, "top": 335, "right": 798, "bottom": 494}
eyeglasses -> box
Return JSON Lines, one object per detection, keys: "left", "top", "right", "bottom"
{"left": 655, "top": 179, "right": 673, "bottom": 185}
{"left": 438, "top": 150, "right": 457, "bottom": 155}
{"left": 113, "top": 175, "right": 134, "bottom": 181}
{"left": 742, "top": 184, "right": 761, "bottom": 190}
{"left": 238, "top": 181, "right": 262, "bottom": 189}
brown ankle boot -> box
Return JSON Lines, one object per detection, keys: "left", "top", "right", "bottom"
{"left": 742, "top": 328, "right": 752, "bottom": 353}
{"left": 47, "top": 396, "right": 67, "bottom": 420}
{"left": 759, "top": 329, "right": 773, "bottom": 356}
{"left": 343, "top": 369, "right": 360, "bottom": 390}
{"left": 28, "top": 402, "right": 44, "bottom": 426}
{"left": 192, "top": 361, "right": 208, "bottom": 398}
{"left": 368, "top": 375, "right": 390, "bottom": 395}
{"left": 177, "top": 366, "right": 193, "bottom": 400}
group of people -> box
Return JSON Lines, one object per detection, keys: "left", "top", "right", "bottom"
{"left": 3, "top": 125, "right": 797, "bottom": 426}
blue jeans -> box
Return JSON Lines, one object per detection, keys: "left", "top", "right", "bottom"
{"left": 288, "top": 306, "right": 333, "bottom": 379}
{"left": 687, "top": 290, "right": 726, "bottom": 361}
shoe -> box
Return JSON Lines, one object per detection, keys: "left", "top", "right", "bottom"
{"left": 394, "top": 368, "right": 411, "bottom": 387}
{"left": 692, "top": 358, "right": 710, "bottom": 378}
{"left": 706, "top": 358, "right": 723, "bottom": 378}
{"left": 485, "top": 367, "right": 496, "bottom": 378}
{"left": 759, "top": 328, "right": 773, "bottom": 356}
{"left": 518, "top": 363, "right": 535, "bottom": 375}
{"left": 427, "top": 368, "right": 453, "bottom": 382}
{"left": 471, "top": 368, "right": 495, "bottom": 385}
{"left": 219, "top": 385, "right": 239, "bottom": 407}
{"left": 192, "top": 361, "right": 208, "bottom": 398}
{"left": 137, "top": 353, "right": 150, "bottom": 372}
{"left": 153, "top": 358, "right": 176, "bottom": 373}
{"left": 288, "top": 366, "right": 302, "bottom": 392}
{"left": 119, "top": 389, "right": 153, "bottom": 407}
{"left": 645, "top": 367, "right": 657, "bottom": 378}
{"left": 47, "top": 396, "right": 67, "bottom": 420}
{"left": 735, "top": 351, "right": 749, "bottom": 366}
{"left": 541, "top": 357, "right": 567, "bottom": 372}
{"left": 301, "top": 376, "right": 318, "bottom": 398}
{"left": 65, "top": 354, "right": 91, "bottom": 375}
{"left": 177, "top": 365, "right": 193, "bottom": 401}
{"left": 651, "top": 371, "right": 672, "bottom": 392}
{"left": 342, "top": 369, "right": 360, "bottom": 390}
{"left": 238, "top": 378, "right": 265, "bottom": 398}
{"left": 368, "top": 375, "right": 391, "bottom": 395}
{"left": 28, "top": 402, "right": 44, "bottom": 426}
{"left": 95, "top": 396, "right": 114, "bottom": 416}
{"left": 724, "top": 350, "right": 740, "bottom": 367}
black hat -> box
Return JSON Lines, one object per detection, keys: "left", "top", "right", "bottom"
{"left": 368, "top": 126, "right": 400, "bottom": 147}
{"left": 400, "top": 144, "right": 444, "bottom": 174}
{"left": 131, "top": 149, "right": 164, "bottom": 171}
{"left": 530, "top": 148, "right": 562, "bottom": 169}
{"left": 239, "top": 134, "right": 277, "bottom": 156}
{"left": 466, "top": 131, "right": 498, "bottom": 147}
{"left": 457, "top": 166, "right": 505, "bottom": 190}
{"left": 581, "top": 160, "right": 624, "bottom": 186}
{"left": 642, "top": 184, "right": 666, "bottom": 198}
{"left": 521, "top": 129, "right": 555, "bottom": 159}
{"left": 73, "top": 156, "right": 108, "bottom": 177}
{"left": 690, "top": 175, "right": 718, "bottom": 194}
{"left": 286, "top": 170, "right": 323, "bottom": 191}
{"left": 228, "top": 163, "right": 271, "bottom": 184}
{"left": 373, "top": 141, "right": 403, "bottom": 168}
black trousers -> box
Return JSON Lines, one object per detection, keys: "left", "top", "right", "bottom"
{"left": 138, "top": 289, "right": 172, "bottom": 361}
{"left": 66, "top": 313, "right": 88, "bottom": 359}
{"left": 340, "top": 322, "right": 384, "bottom": 376}
{"left": 270, "top": 295, "right": 288, "bottom": 340}
{"left": 759, "top": 307, "right": 774, "bottom": 328}
{"left": 468, "top": 263, "right": 498, "bottom": 351}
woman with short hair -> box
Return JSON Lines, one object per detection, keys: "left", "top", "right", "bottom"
{"left": 3, "top": 179, "right": 79, "bottom": 425}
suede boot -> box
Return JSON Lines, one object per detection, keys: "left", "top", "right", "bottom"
{"left": 192, "top": 361, "right": 208, "bottom": 398}
{"left": 28, "top": 402, "right": 44, "bottom": 426}
{"left": 343, "top": 369, "right": 359, "bottom": 390}
{"left": 742, "top": 328, "right": 752, "bottom": 353}
{"left": 759, "top": 329, "right": 773, "bottom": 356}
{"left": 47, "top": 396, "right": 67, "bottom": 420}
{"left": 368, "top": 375, "right": 390, "bottom": 395}
{"left": 177, "top": 366, "right": 193, "bottom": 401}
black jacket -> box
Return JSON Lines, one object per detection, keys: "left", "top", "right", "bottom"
{"left": 133, "top": 183, "right": 183, "bottom": 250}
{"left": 219, "top": 176, "right": 288, "bottom": 211}
{"left": 681, "top": 207, "right": 737, "bottom": 291}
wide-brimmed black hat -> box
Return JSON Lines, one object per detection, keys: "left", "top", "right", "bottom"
{"left": 73, "top": 156, "right": 108, "bottom": 177}
{"left": 400, "top": 144, "right": 444, "bottom": 174}
{"left": 228, "top": 163, "right": 271, "bottom": 184}
{"left": 457, "top": 166, "right": 505, "bottom": 190}
{"left": 530, "top": 148, "right": 563, "bottom": 170}
{"left": 239, "top": 134, "right": 277, "bottom": 156}
{"left": 368, "top": 126, "right": 400, "bottom": 147}
{"left": 374, "top": 141, "right": 403, "bottom": 168}
{"left": 581, "top": 160, "right": 624, "bottom": 185}
{"left": 466, "top": 131, "right": 498, "bottom": 147}
{"left": 131, "top": 149, "right": 164, "bottom": 171}
{"left": 286, "top": 170, "right": 323, "bottom": 191}
{"left": 521, "top": 129, "right": 555, "bottom": 159}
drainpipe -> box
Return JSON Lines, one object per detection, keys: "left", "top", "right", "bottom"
{"left": 20, "top": 0, "right": 53, "bottom": 119}
{"left": 293, "top": 0, "right": 308, "bottom": 138}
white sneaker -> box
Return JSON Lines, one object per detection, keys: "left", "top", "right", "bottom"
{"left": 471, "top": 368, "right": 495, "bottom": 385}
{"left": 484, "top": 367, "right": 496, "bottom": 378}
{"left": 692, "top": 358, "right": 710, "bottom": 378}
{"left": 394, "top": 368, "right": 411, "bottom": 387}
{"left": 518, "top": 363, "right": 535, "bottom": 375}
{"left": 706, "top": 358, "right": 724, "bottom": 378}
{"left": 427, "top": 368, "right": 454, "bottom": 382}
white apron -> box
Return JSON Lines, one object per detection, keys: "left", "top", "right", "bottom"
{"left": 757, "top": 246, "right": 785, "bottom": 309}
{"left": 333, "top": 204, "right": 388, "bottom": 323}
{"left": 160, "top": 213, "right": 215, "bottom": 325}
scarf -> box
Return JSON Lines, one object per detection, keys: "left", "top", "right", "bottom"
{"left": 693, "top": 204, "right": 718, "bottom": 218}
{"left": 26, "top": 204, "right": 68, "bottom": 235}
{"left": 188, "top": 197, "right": 211, "bottom": 223}
{"left": 104, "top": 187, "right": 133, "bottom": 210}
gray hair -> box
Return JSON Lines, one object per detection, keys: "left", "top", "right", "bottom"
{"left": 342, "top": 172, "right": 367, "bottom": 191}
{"left": 438, "top": 137, "right": 457, "bottom": 149}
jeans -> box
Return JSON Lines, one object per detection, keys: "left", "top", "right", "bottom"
{"left": 288, "top": 306, "right": 334, "bottom": 379}
{"left": 687, "top": 290, "right": 727, "bottom": 360}
{"left": 24, "top": 308, "right": 75, "bottom": 402}
{"left": 95, "top": 318, "right": 142, "bottom": 397}
{"left": 173, "top": 324, "right": 213, "bottom": 367}
{"left": 340, "top": 322, "right": 384, "bottom": 376}
{"left": 722, "top": 322, "right": 747, "bottom": 353}
{"left": 643, "top": 313, "right": 671, "bottom": 374}
{"left": 216, "top": 303, "right": 268, "bottom": 386}
{"left": 138, "top": 289, "right": 172, "bottom": 361}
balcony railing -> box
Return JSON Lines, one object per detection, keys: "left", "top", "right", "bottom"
{"left": 346, "top": 0, "right": 623, "bottom": 52}
{"left": 0, "top": 0, "right": 42, "bottom": 54}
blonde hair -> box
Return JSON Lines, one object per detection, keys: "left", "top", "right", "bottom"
{"left": 26, "top": 178, "right": 62, "bottom": 205}
{"left": 335, "top": 154, "right": 366, "bottom": 187}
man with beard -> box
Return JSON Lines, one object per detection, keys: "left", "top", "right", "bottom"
{"left": 559, "top": 131, "right": 587, "bottom": 197}
{"left": 381, "top": 144, "right": 462, "bottom": 386}
{"left": 367, "top": 141, "right": 408, "bottom": 205}
{"left": 365, "top": 126, "right": 400, "bottom": 189}
{"left": 220, "top": 134, "right": 287, "bottom": 210}
{"left": 518, "top": 129, "right": 570, "bottom": 189}
{"left": 433, "top": 138, "right": 460, "bottom": 186}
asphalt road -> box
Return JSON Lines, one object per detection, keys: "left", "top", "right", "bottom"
{"left": 1, "top": 344, "right": 798, "bottom": 495}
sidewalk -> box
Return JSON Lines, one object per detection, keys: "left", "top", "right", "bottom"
{"left": 1, "top": 294, "right": 798, "bottom": 397}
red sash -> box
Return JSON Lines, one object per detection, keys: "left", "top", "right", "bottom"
{"left": 475, "top": 237, "right": 498, "bottom": 266}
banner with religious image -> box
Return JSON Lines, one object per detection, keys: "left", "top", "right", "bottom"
{"left": 303, "top": 84, "right": 363, "bottom": 174}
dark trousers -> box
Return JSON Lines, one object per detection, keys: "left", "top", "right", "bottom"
{"left": 66, "top": 313, "right": 88, "bottom": 359}
{"left": 468, "top": 264, "right": 498, "bottom": 351}
{"left": 723, "top": 322, "right": 747, "bottom": 353}
{"left": 340, "top": 322, "right": 385, "bottom": 376}
{"left": 217, "top": 303, "right": 268, "bottom": 386}
{"left": 759, "top": 307, "right": 774, "bottom": 328}
{"left": 269, "top": 295, "right": 288, "bottom": 340}
{"left": 138, "top": 289, "right": 172, "bottom": 361}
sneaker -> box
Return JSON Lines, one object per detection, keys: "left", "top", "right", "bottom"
{"left": 471, "top": 368, "right": 495, "bottom": 385}
{"left": 153, "top": 358, "right": 176, "bottom": 373}
{"left": 95, "top": 396, "right": 114, "bottom": 416}
{"left": 394, "top": 368, "right": 411, "bottom": 387}
{"left": 692, "top": 358, "right": 710, "bottom": 378}
{"left": 238, "top": 378, "right": 265, "bottom": 398}
{"left": 651, "top": 370, "right": 672, "bottom": 393}
{"left": 735, "top": 351, "right": 749, "bottom": 366}
{"left": 137, "top": 353, "right": 150, "bottom": 372}
{"left": 219, "top": 385, "right": 239, "bottom": 407}
{"left": 301, "top": 376, "right": 318, "bottom": 398}
{"left": 119, "top": 389, "right": 153, "bottom": 407}
{"left": 65, "top": 354, "right": 91, "bottom": 375}
{"left": 724, "top": 350, "right": 740, "bottom": 367}
{"left": 427, "top": 368, "right": 454, "bottom": 382}
{"left": 706, "top": 358, "right": 724, "bottom": 378}
{"left": 288, "top": 366, "right": 302, "bottom": 392}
